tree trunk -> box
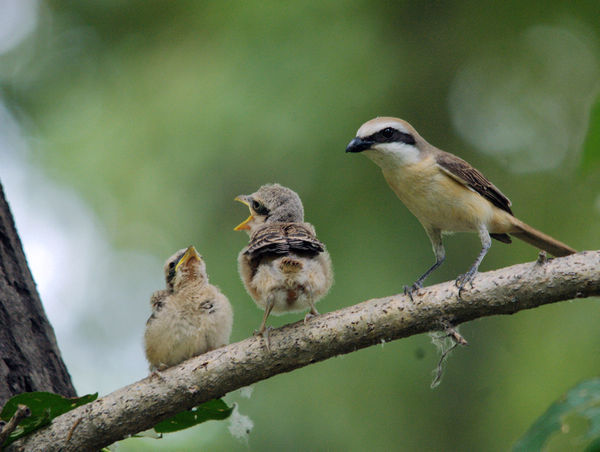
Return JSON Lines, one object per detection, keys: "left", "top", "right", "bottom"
{"left": 0, "top": 181, "right": 76, "bottom": 406}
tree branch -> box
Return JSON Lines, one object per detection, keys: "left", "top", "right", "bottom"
{"left": 9, "top": 251, "right": 600, "bottom": 451}
{"left": 0, "top": 404, "right": 30, "bottom": 446}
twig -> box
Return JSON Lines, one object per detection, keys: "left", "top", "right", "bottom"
{"left": 0, "top": 404, "right": 31, "bottom": 447}
{"left": 536, "top": 250, "right": 548, "bottom": 264}
{"left": 66, "top": 418, "right": 82, "bottom": 442}
{"left": 430, "top": 323, "right": 468, "bottom": 388}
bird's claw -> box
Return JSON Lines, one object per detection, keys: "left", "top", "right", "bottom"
{"left": 254, "top": 326, "right": 273, "bottom": 351}
{"left": 304, "top": 307, "right": 319, "bottom": 324}
{"left": 455, "top": 271, "right": 477, "bottom": 298}
{"left": 403, "top": 281, "right": 423, "bottom": 301}
{"left": 149, "top": 368, "right": 166, "bottom": 381}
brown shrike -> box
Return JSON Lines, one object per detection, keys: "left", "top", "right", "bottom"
{"left": 144, "top": 246, "right": 233, "bottom": 371}
{"left": 234, "top": 183, "right": 333, "bottom": 345}
{"left": 346, "top": 117, "right": 575, "bottom": 296}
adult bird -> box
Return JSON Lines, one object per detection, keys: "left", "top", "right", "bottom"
{"left": 346, "top": 117, "right": 575, "bottom": 296}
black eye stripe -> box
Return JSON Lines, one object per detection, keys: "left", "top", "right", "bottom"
{"left": 367, "top": 127, "right": 415, "bottom": 145}
{"left": 250, "top": 199, "right": 270, "bottom": 216}
{"left": 167, "top": 268, "right": 176, "bottom": 282}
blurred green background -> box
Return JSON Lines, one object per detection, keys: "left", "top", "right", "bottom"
{"left": 1, "top": 0, "right": 599, "bottom": 450}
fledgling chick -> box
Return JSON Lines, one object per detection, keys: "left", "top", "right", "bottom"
{"left": 234, "top": 184, "right": 333, "bottom": 344}
{"left": 144, "top": 246, "right": 233, "bottom": 371}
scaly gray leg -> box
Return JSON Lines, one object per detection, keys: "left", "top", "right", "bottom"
{"left": 456, "top": 225, "right": 491, "bottom": 296}
{"left": 405, "top": 228, "right": 445, "bottom": 300}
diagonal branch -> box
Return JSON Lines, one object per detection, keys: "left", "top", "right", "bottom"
{"left": 9, "top": 251, "right": 600, "bottom": 451}
{"left": 0, "top": 404, "right": 31, "bottom": 446}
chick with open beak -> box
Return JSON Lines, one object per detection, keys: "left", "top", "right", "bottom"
{"left": 144, "top": 246, "right": 233, "bottom": 371}
{"left": 235, "top": 183, "right": 333, "bottom": 347}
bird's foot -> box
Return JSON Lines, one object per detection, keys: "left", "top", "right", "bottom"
{"left": 304, "top": 308, "right": 319, "bottom": 324}
{"left": 403, "top": 281, "right": 423, "bottom": 301}
{"left": 254, "top": 326, "right": 273, "bottom": 351}
{"left": 149, "top": 368, "right": 166, "bottom": 381}
{"left": 455, "top": 270, "right": 477, "bottom": 298}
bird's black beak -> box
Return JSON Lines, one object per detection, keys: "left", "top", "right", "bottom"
{"left": 345, "top": 137, "right": 373, "bottom": 153}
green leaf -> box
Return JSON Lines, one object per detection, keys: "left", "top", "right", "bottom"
{"left": 0, "top": 391, "right": 98, "bottom": 447}
{"left": 153, "top": 399, "right": 233, "bottom": 434}
{"left": 514, "top": 378, "right": 600, "bottom": 451}
{"left": 585, "top": 435, "right": 600, "bottom": 452}
{"left": 581, "top": 95, "right": 600, "bottom": 174}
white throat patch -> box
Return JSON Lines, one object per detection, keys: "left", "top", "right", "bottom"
{"left": 364, "top": 141, "right": 422, "bottom": 168}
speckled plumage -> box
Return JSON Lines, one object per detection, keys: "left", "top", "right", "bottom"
{"left": 144, "top": 247, "right": 233, "bottom": 371}
{"left": 235, "top": 184, "right": 333, "bottom": 340}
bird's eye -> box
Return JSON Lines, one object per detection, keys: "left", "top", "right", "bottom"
{"left": 251, "top": 200, "right": 269, "bottom": 215}
{"left": 168, "top": 262, "right": 175, "bottom": 269}
{"left": 381, "top": 127, "right": 395, "bottom": 139}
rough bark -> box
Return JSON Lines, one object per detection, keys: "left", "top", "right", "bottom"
{"left": 0, "top": 182, "right": 76, "bottom": 407}
{"left": 9, "top": 250, "right": 600, "bottom": 451}
{"left": 0, "top": 404, "right": 30, "bottom": 445}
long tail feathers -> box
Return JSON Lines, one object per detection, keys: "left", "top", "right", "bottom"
{"left": 510, "top": 219, "right": 576, "bottom": 257}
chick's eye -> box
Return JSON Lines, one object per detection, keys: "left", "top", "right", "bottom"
{"left": 251, "top": 199, "right": 269, "bottom": 215}
{"left": 168, "top": 262, "right": 175, "bottom": 269}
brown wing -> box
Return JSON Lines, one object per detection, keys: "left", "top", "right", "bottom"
{"left": 436, "top": 151, "right": 513, "bottom": 215}
{"left": 245, "top": 223, "right": 324, "bottom": 260}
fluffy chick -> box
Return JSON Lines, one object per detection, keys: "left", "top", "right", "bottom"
{"left": 144, "top": 246, "right": 233, "bottom": 371}
{"left": 235, "top": 184, "right": 333, "bottom": 343}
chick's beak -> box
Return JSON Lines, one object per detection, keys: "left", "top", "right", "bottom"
{"left": 234, "top": 195, "right": 252, "bottom": 231}
{"left": 175, "top": 246, "right": 201, "bottom": 272}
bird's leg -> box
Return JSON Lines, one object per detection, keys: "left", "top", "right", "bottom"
{"left": 255, "top": 296, "right": 275, "bottom": 351}
{"left": 304, "top": 301, "right": 319, "bottom": 324}
{"left": 456, "top": 226, "right": 491, "bottom": 296}
{"left": 149, "top": 364, "right": 167, "bottom": 381}
{"left": 404, "top": 229, "right": 445, "bottom": 300}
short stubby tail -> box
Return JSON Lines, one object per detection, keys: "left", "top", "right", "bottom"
{"left": 510, "top": 219, "right": 576, "bottom": 257}
{"left": 279, "top": 256, "right": 303, "bottom": 273}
